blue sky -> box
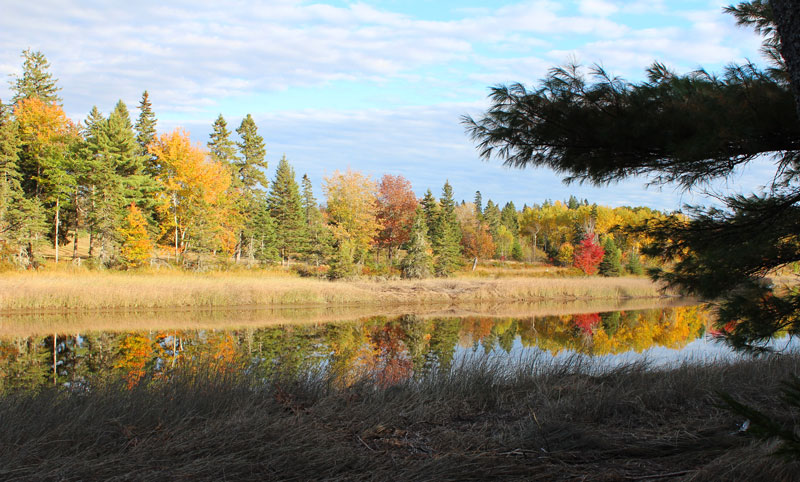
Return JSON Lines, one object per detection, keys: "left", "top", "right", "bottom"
{"left": 0, "top": 0, "right": 771, "bottom": 210}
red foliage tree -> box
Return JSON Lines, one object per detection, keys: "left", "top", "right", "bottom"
{"left": 573, "top": 233, "right": 604, "bottom": 275}
{"left": 573, "top": 313, "right": 601, "bottom": 334}
{"left": 376, "top": 174, "right": 418, "bottom": 262}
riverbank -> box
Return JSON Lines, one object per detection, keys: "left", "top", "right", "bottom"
{"left": 1, "top": 352, "right": 797, "bottom": 480}
{"left": 0, "top": 271, "right": 667, "bottom": 314}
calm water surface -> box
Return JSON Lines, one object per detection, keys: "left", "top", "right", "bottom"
{"left": 1, "top": 301, "right": 792, "bottom": 390}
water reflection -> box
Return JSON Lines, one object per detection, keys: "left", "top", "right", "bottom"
{"left": 0, "top": 305, "right": 713, "bottom": 391}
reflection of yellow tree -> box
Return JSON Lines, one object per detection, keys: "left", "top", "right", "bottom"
{"left": 591, "top": 306, "right": 708, "bottom": 354}
{"left": 113, "top": 333, "right": 157, "bottom": 388}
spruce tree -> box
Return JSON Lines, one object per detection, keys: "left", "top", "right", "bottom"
{"left": 250, "top": 198, "right": 279, "bottom": 264}
{"left": 483, "top": 199, "right": 501, "bottom": 237}
{"left": 11, "top": 49, "right": 61, "bottom": 104}
{"left": 433, "top": 181, "right": 462, "bottom": 276}
{"left": 301, "top": 174, "right": 331, "bottom": 265}
{"left": 598, "top": 236, "right": 622, "bottom": 277}
{"left": 420, "top": 189, "right": 439, "bottom": 236}
{"left": 267, "top": 156, "right": 307, "bottom": 264}
{"left": 207, "top": 114, "right": 237, "bottom": 167}
{"left": 235, "top": 114, "right": 268, "bottom": 190}
{"left": 0, "top": 101, "right": 45, "bottom": 261}
{"left": 105, "top": 101, "right": 153, "bottom": 205}
{"left": 474, "top": 191, "right": 483, "bottom": 218}
{"left": 401, "top": 207, "right": 433, "bottom": 279}
{"left": 501, "top": 201, "right": 519, "bottom": 233}
{"left": 134, "top": 91, "right": 157, "bottom": 158}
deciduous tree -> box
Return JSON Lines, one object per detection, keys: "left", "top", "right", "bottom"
{"left": 376, "top": 174, "right": 417, "bottom": 263}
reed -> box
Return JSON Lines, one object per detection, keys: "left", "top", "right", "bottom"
{"left": 0, "top": 351, "right": 797, "bottom": 480}
{"left": 0, "top": 271, "right": 667, "bottom": 313}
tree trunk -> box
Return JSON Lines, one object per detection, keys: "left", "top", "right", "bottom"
{"left": 52, "top": 333, "right": 57, "bottom": 385}
{"left": 72, "top": 187, "right": 79, "bottom": 261}
{"left": 54, "top": 198, "right": 59, "bottom": 264}
{"left": 772, "top": 0, "right": 800, "bottom": 119}
{"left": 174, "top": 194, "right": 179, "bottom": 261}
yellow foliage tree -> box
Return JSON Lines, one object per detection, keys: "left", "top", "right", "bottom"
{"left": 323, "top": 169, "right": 381, "bottom": 262}
{"left": 118, "top": 203, "right": 153, "bottom": 268}
{"left": 148, "top": 129, "right": 239, "bottom": 259}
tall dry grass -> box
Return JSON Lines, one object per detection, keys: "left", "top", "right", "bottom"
{"left": 0, "top": 270, "right": 667, "bottom": 313}
{"left": 0, "top": 351, "right": 797, "bottom": 480}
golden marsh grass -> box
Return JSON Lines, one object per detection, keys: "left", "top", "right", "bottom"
{"left": 0, "top": 271, "right": 667, "bottom": 314}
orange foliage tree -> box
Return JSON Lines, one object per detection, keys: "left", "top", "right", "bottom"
{"left": 376, "top": 174, "right": 417, "bottom": 263}
{"left": 148, "top": 129, "right": 239, "bottom": 259}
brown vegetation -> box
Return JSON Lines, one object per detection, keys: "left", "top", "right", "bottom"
{"left": 0, "top": 270, "right": 667, "bottom": 314}
{"left": 0, "top": 352, "right": 797, "bottom": 480}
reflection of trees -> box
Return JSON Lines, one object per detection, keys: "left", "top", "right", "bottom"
{"left": 0, "top": 306, "right": 709, "bottom": 392}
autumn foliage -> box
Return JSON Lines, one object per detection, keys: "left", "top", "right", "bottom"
{"left": 118, "top": 203, "right": 153, "bottom": 268}
{"left": 573, "top": 234, "right": 604, "bottom": 275}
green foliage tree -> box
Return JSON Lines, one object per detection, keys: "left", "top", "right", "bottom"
{"left": 473, "top": 191, "right": 483, "bottom": 219}
{"left": 207, "top": 114, "right": 237, "bottom": 167}
{"left": 500, "top": 201, "right": 519, "bottom": 234}
{"left": 11, "top": 49, "right": 61, "bottom": 104}
{"left": 464, "top": 1, "right": 800, "bottom": 349}
{"left": 598, "top": 236, "right": 622, "bottom": 277}
{"left": 400, "top": 207, "right": 433, "bottom": 279}
{"left": 483, "top": 199, "right": 501, "bottom": 238}
{"left": 301, "top": 174, "right": 331, "bottom": 266}
{"left": 134, "top": 91, "right": 157, "bottom": 159}
{"left": 267, "top": 156, "right": 307, "bottom": 264}
{"left": 420, "top": 189, "right": 439, "bottom": 236}
{"left": 234, "top": 114, "right": 270, "bottom": 262}
{"left": 235, "top": 114, "right": 268, "bottom": 191}
{"left": 250, "top": 198, "right": 279, "bottom": 264}
{"left": 432, "top": 181, "right": 462, "bottom": 276}
{"left": 626, "top": 250, "right": 644, "bottom": 275}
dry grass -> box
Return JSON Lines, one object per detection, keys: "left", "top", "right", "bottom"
{"left": 1, "top": 352, "right": 798, "bottom": 480}
{"left": 0, "top": 270, "right": 666, "bottom": 314}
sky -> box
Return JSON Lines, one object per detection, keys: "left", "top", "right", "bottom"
{"left": 0, "top": 0, "right": 774, "bottom": 211}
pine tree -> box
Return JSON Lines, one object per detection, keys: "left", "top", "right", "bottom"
{"left": 134, "top": 90, "right": 158, "bottom": 170}
{"left": 598, "top": 236, "right": 622, "bottom": 277}
{"left": 267, "top": 156, "right": 307, "bottom": 264}
{"left": 301, "top": 174, "right": 331, "bottom": 265}
{"left": 0, "top": 101, "right": 45, "bottom": 262}
{"left": 250, "top": 198, "right": 279, "bottom": 264}
{"left": 118, "top": 203, "right": 153, "bottom": 269}
{"left": 400, "top": 207, "right": 433, "bottom": 279}
{"left": 11, "top": 49, "right": 61, "bottom": 104}
{"left": 420, "top": 189, "right": 439, "bottom": 236}
{"left": 207, "top": 114, "right": 237, "bottom": 167}
{"left": 432, "top": 181, "right": 462, "bottom": 276}
{"left": 500, "top": 201, "right": 519, "bottom": 233}
{"left": 235, "top": 114, "right": 268, "bottom": 190}
{"left": 483, "top": 199, "right": 501, "bottom": 237}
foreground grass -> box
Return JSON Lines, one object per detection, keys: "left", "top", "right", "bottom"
{"left": 0, "top": 270, "right": 665, "bottom": 313}
{"left": 1, "top": 353, "right": 798, "bottom": 480}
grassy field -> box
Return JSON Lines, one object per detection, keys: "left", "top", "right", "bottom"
{"left": 0, "top": 269, "right": 668, "bottom": 314}
{"left": 1, "top": 352, "right": 797, "bottom": 480}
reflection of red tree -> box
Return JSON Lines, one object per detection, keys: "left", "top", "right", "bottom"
{"left": 370, "top": 324, "right": 413, "bottom": 387}
{"left": 708, "top": 321, "right": 737, "bottom": 338}
{"left": 573, "top": 313, "right": 601, "bottom": 334}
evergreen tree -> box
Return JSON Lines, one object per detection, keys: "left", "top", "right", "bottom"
{"left": 432, "top": 181, "right": 462, "bottom": 276}
{"left": 207, "top": 114, "right": 237, "bottom": 167}
{"left": 420, "top": 189, "right": 439, "bottom": 236}
{"left": 500, "top": 201, "right": 519, "bottom": 234}
{"left": 250, "top": 198, "right": 279, "bottom": 264}
{"left": 267, "top": 156, "right": 307, "bottom": 263}
{"left": 11, "top": 49, "right": 61, "bottom": 104}
{"left": 328, "top": 238, "right": 357, "bottom": 280}
{"left": 301, "top": 174, "right": 331, "bottom": 265}
{"left": 483, "top": 199, "right": 501, "bottom": 237}
{"left": 474, "top": 191, "right": 483, "bottom": 218}
{"left": 598, "top": 236, "right": 622, "bottom": 277}
{"left": 511, "top": 238, "right": 524, "bottom": 261}
{"left": 400, "top": 207, "right": 433, "bottom": 279}
{"left": 134, "top": 91, "right": 157, "bottom": 158}
{"left": 105, "top": 101, "right": 153, "bottom": 204}
{"left": 235, "top": 114, "right": 268, "bottom": 190}
{"left": 0, "top": 101, "right": 46, "bottom": 262}
{"left": 626, "top": 250, "right": 644, "bottom": 275}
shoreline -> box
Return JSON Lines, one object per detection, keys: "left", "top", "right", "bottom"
{"left": 0, "top": 272, "right": 670, "bottom": 314}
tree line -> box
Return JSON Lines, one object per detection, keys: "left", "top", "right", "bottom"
{"left": 0, "top": 50, "right": 665, "bottom": 278}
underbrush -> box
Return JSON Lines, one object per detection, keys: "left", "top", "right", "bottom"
{"left": 1, "top": 353, "right": 798, "bottom": 480}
